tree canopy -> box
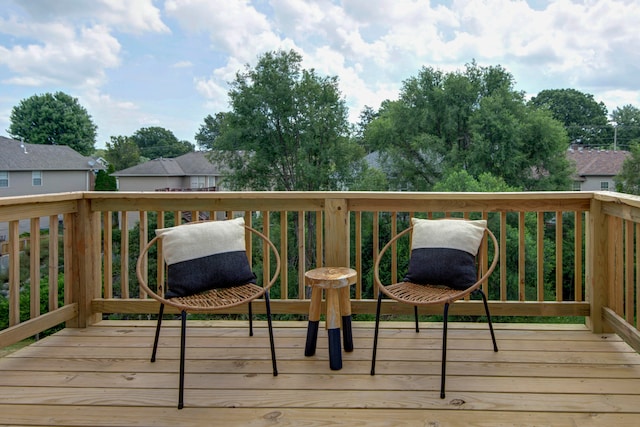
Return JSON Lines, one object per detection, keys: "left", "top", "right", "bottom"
{"left": 362, "top": 62, "right": 572, "bottom": 191}
{"left": 196, "top": 49, "right": 364, "bottom": 191}
{"left": 104, "top": 136, "right": 141, "bottom": 171}
{"left": 8, "top": 91, "right": 97, "bottom": 155}
{"left": 610, "top": 104, "right": 640, "bottom": 150}
{"left": 528, "top": 88, "right": 610, "bottom": 147}
{"left": 131, "top": 127, "right": 194, "bottom": 159}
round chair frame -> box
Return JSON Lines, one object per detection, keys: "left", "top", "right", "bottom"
{"left": 371, "top": 223, "right": 499, "bottom": 399}
{"left": 135, "top": 223, "right": 280, "bottom": 409}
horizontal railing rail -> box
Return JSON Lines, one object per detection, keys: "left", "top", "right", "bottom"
{"left": 0, "top": 190, "right": 638, "bottom": 352}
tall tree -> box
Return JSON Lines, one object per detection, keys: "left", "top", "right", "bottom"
{"left": 131, "top": 127, "right": 194, "bottom": 159}
{"left": 529, "top": 88, "right": 610, "bottom": 147}
{"left": 610, "top": 104, "right": 640, "bottom": 150}
{"left": 104, "top": 136, "right": 141, "bottom": 171}
{"left": 363, "top": 62, "right": 572, "bottom": 191}
{"left": 614, "top": 143, "right": 640, "bottom": 195}
{"left": 8, "top": 91, "right": 97, "bottom": 155}
{"left": 468, "top": 92, "right": 572, "bottom": 190}
{"left": 199, "top": 49, "right": 363, "bottom": 191}
{"left": 195, "top": 112, "right": 228, "bottom": 150}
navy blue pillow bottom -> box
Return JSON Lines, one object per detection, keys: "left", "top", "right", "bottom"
{"left": 165, "top": 250, "right": 257, "bottom": 298}
{"left": 403, "top": 247, "right": 477, "bottom": 290}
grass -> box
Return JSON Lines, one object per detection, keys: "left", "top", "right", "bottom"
{"left": 0, "top": 338, "right": 34, "bottom": 358}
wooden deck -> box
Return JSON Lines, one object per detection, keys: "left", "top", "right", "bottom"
{"left": 1, "top": 320, "right": 640, "bottom": 426}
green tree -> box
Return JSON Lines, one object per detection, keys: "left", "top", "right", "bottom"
{"left": 104, "top": 136, "right": 141, "bottom": 171}
{"left": 363, "top": 62, "right": 572, "bottom": 191}
{"left": 614, "top": 143, "right": 640, "bottom": 195}
{"left": 195, "top": 112, "right": 228, "bottom": 150}
{"left": 468, "top": 94, "right": 573, "bottom": 190}
{"left": 94, "top": 164, "right": 118, "bottom": 191}
{"left": 131, "top": 127, "right": 194, "bottom": 159}
{"left": 529, "top": 88, "right": 610, "bottom": 147}
{"left": 433, "top": 170, "right": 518, "bottom": 192}
{"left": 610, "top": 104, "right": 640, "bottom": 150}
{"left": 198, "top": 49, "right": 363, "bottom": 191}
{"left": 8, "top": 91, "right": 97, "bottom": 155}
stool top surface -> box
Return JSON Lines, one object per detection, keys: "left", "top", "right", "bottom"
{"left": 305, "top": 267, "right": 357, "bottom": 289}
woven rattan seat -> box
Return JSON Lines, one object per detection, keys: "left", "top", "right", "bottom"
{"left": 163, "top": 283, "right": 266, "bottom": 311}
{"left": 371, "top": 223, "right": 499, "bottom": 399}
{"left": 136, "top": 223, "right": 280, "bottom": 409}
{"left": 383, "top": 282, "right": 472, "bottom": 305}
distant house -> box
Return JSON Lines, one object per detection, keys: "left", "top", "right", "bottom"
{"left": 0, "top": 135, "right": 105, "bottom": 197}
{"left": 0, "top": 135, "right": 105, "bottom": 244}
{"left": 111, "top": 151, "right": 226, "bottom": 192}
{"left": 566, "top": 147, "right": 630, "bottom": 191}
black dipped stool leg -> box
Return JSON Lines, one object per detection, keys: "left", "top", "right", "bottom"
{"left": 305, "top": 286, "right": 323, "bottom": 357}
{"left": 305, "top": 320, "right": 320, "bottom": 357}
{"left": 342, "top": 315, "right": 353, "bottom": 352}
{"left": 328, "top": 328, "right": 342, "bottom": 370}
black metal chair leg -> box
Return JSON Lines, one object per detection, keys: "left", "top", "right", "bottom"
{"left": 370, "top": 292, "right": 383, "bottom": 375}
{"left": 477, "top": 289, "right": 498, "bottom": 352}
{"left": 248, "top": 301, "right": 254, "bottom": 337}
{"left": 264, "top": 292, "right": 278, "bottom": 376}
{"left": 414, "top": 305, "right": 419, "bottom": 333}
{"left": 151, "top": 303, "right": 165, "bottom": 362}
{"left": 440, "top": 303, "right": 450, "bottom": 399}
{"left": 178, "top": 310, "right": 187, "bottom": 410}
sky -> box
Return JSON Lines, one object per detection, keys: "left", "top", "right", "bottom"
{"left": 1, "top": 0, "right": 639, "bottom": 150}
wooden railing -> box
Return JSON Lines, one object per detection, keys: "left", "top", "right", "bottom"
{"left": 1, "top": 191, "right": 639, "bottom": 353}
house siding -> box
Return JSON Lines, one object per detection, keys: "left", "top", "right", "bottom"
{"left": 0, "top": 170, "right": 91, "bottom": 197}
{"left": 116, "top": 176, "right": 185, "bottom": 192}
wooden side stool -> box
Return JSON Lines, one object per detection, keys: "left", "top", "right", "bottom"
{"left": 304, "top": 267, "right": 357, "bottom": 370}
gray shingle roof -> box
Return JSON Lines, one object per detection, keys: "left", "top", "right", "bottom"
{"left": 567, "top": 148, "right": 630, "bottom": 177}
{"left": 0, "top": 135, "right": 100, "bottom": 171}
{"left": 112, "top": 151, "right": 223, "bottom": 176}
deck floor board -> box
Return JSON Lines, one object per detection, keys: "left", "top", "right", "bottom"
{"left": 1, "top": 320, "right": 639, "bottom": 426}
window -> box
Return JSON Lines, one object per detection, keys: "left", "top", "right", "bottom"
{"left": 32, "top": 171, "right": 42, "bottom": 186}
{"left": 600, "top": 181, "right": 609, "bottom": 191}
{"left": 0, "top": 171, "right": 8, "bottom": 187}
{"left": 190, "top": 176, "right": 206, "bottom": 189}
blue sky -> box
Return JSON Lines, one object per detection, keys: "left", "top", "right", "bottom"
{"left": 1, "top": 0, "right": 639, "bottom": 150}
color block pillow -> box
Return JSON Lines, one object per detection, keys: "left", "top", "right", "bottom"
{"left": 155, "top": 218, "right": 256, "bottom": 298}
{"left": 403, "top": 218, "right": 487, "bottom": 290}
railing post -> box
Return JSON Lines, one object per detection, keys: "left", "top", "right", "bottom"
{"left": 68, "top": 197, "right": 101, "bottom": 328}
{"left": 586, "top": 197, "right": 610, "bottom": 333}
{"left": 324, "top": 198, "right": 350, "bottom": 267}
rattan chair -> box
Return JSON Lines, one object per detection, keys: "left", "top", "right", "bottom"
{"left": 136, "top": 223, "right": 280, "bottom": 409}
{"left": 370, "top": 223, "right": 499, "bottom": 399}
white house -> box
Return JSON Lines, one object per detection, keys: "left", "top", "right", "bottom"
{"left": 566, "top": 147, "right": 630, "bottom": 191}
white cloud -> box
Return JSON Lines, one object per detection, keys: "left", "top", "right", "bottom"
{"left": 165, "top": 0, "right": 281, "bottom": 63}
{"left": 2, "top": 0, "right": 640, "bottom": 148}
{"left": 0, "top": 0, "right": 170, "bottom": 90}
{"left": 172, "top": 61, "right": 193, "bottom": 68}
{"left": 0, "top": 22, "right": 120, "bottom": 88}
{"left": 11, "top": 0, "right": 169, "bottom": 34}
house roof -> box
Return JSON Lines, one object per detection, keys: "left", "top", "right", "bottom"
{"left": 111, "top": 151, "right": 223, "bottom": 177}
{"left": 0, "top": 135, "right": 102, "bottom": 171}
{"left": 567, "top": 148, "right": 630, "bottom": 177}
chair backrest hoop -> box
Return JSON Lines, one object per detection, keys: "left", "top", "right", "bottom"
{"left": 135, "top": 222, "right": 281, "bottom": 311}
